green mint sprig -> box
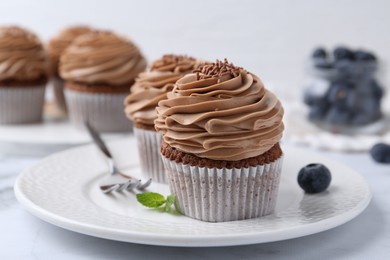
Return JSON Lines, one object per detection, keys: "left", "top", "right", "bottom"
{"left": 136, "top": 192, "right": 177, "bottom": 213}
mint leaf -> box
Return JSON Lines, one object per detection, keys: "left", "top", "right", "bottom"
{"left": 164, "top": 194, "right": 176, "bottom": 212}
{"left": 136, "top": 192, "right": 177, "bottom": 213}
{"left": 136, "top": 192, "right": 166, "bottom": 208}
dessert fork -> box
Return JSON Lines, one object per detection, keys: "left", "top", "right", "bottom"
{"left": 85, "top": 121, "right": 152, "bottom": 193}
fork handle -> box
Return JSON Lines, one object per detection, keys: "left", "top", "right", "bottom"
{"left": 85, "top": 120, "right": 113, "bottom": 159}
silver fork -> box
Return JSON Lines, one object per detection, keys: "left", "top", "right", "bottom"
{"left": 85, "top": 121, "right": 152, "bottom": 193}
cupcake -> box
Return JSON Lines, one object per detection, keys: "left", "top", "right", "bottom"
{"left": 59, "top": 31, "right": 147, "bottom": 132}
{"left": 0, "top": 26, "right": 48, "bottom": 124}
{"left": 124, "top": 54, "right": 199, "bottom": 183}
{"left": 155, "top": 59, "right": 285, "bottom": 222}
{"left": 47, "top": 25, "right": 93, "bottom": 112}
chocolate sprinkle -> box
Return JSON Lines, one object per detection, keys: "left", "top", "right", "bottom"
{"left": 151, "top": 54, "right": 196, "bottom": 71}
{"left": 193, "top": 58, "right": 243, "bottom": 80}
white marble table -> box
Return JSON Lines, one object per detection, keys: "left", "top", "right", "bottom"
{"left": 1, "top": 143, "right": 389, "bottom": 260}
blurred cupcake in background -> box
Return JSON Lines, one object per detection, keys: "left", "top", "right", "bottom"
{"left": 59, "top": 30, "right": 147, "bottom": 132}
{"left": 47, "top": 25, "right": 93, "bottom": 112}
{"left": 0, "top": 26, "right": 48, "bottom": 124}
{"left": 124, "top": 54, "right": 199, "bottom": 183}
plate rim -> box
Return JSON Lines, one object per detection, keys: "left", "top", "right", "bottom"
{"left": 14, "top": 142, "right": 372, "bottom": 247}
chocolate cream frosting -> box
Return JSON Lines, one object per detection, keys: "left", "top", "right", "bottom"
{"left": 59, "top": 31, "right": 146, "bottom": 85}
{"left": 124, "top": 55, "right": 198, "bottom": 128}
{"left": 0, "top": 26, "right": 47, "bottom": 82}
{"left": 48, "top": 26, "right": 93, "bottom": 73}
{"left": 155, "top": 59, "right": 284, "bottom": 161}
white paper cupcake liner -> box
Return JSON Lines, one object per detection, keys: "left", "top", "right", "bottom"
{"left": 50, "top": 76, "right": 67, "bottom": 111}
{"left": 65, "top": 88, "right": 132, "bottom": 132}
{"left": 0, "top": 86, "right": 46, "bottom": 124}
{"left": 161, "top": 155, "right": 283, "bottom": 222}
{"left": 134, "top": 127, "right": 166, "bottom": 183}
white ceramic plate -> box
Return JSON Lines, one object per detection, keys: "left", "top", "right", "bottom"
{"left": 14, "top": 137, "right": 371, "bottom": 247}
{"left": 0, "top": 103, "right": 129, "bottom": 156}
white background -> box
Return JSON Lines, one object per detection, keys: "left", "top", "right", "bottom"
{"left": 1, "top": 0, "right": 389, "bottom": 100}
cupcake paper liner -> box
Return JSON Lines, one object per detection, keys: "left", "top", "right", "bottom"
{"left": 65, "top": 89, "right": 132, "bottom": 132}
{"left": 0, "top": 86, "right": 46, "bottom": 124}
{"left": 161, "top": 156, "right": 283, "bottom": 222}
{"left": 51, "top": 76, "right": 67, "bottom": 111}
{"left": 134, "top": 127, "right": 166, "bottom": 183}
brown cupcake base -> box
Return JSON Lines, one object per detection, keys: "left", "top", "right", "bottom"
{"left": 65, "top": 81, "right": 132, "bottom": 93}
{"left": 161, "top": 142, "right": 282, "bottom": 169}
{"left": 0, "top": 76, "right": 47, "bottom": 88}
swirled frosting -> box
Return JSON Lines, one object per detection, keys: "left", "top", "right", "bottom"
{"left": 155, "top": 59, "right": 284, "bottom": 161}
{"left": 48, "top": 26, "right": 93, "bottom": 73}
{"left": 59, "top": 31, "right": 146, "bottom": 85}
{"left": 0, "top": 26, "right": 47, "bottom": 81}
{"left": 124, "top": 55, "right": 198, "bottom": 128}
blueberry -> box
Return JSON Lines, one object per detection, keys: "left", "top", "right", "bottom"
{"left": 312, "top": 47, "right": 327, "bottom": 59}
{"left": 327, "top": 81, "right": 353, "bottom": 105}
{"left": 334, "top": 46, "right": 354, "bottom": 60}
{"left": 370, "top": 143, "right": 390, "bottom": 163}
{"left": 304, "top": 93, "right": 315, "bottom": 106}
{"left": 345, "top": 90, "right": 359, "bottom": 110}
{"left": 304, "top": 91, "right": 323, "bottom": 106}
{"left": 314, "top": 60, "right": 333, "bottom": 69}
{"left": 309, "top": 105, "right": 328, "bottom": 120}
{"left": 348, "top": 87, "right": 382, "bottom": 125}
{"left": 298, "top": 163, "right": 332, "bottom": 193}
{"left": 369, "top": 79, "right": 384, "bottom": 100}
{"left": 351, "top": 112, "right": 381, "bottom": 126}
{"left": 334, "top": 59, "right": 356, "bottom": 77}
{"left": 308, "top": 97, "right": 330, "bottom": 120}
{"left": 361, "top": 96, "right": 381, "bottom": 113}
{"left": 324, "top": 105, "right": 353, "bottom": 125}
{"left": 355, "top": 50, "right": 377, "bottom": 62}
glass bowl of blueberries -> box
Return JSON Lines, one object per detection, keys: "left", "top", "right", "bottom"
{"left": 304, "top": 46, "right": 386, "bottom": 135}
